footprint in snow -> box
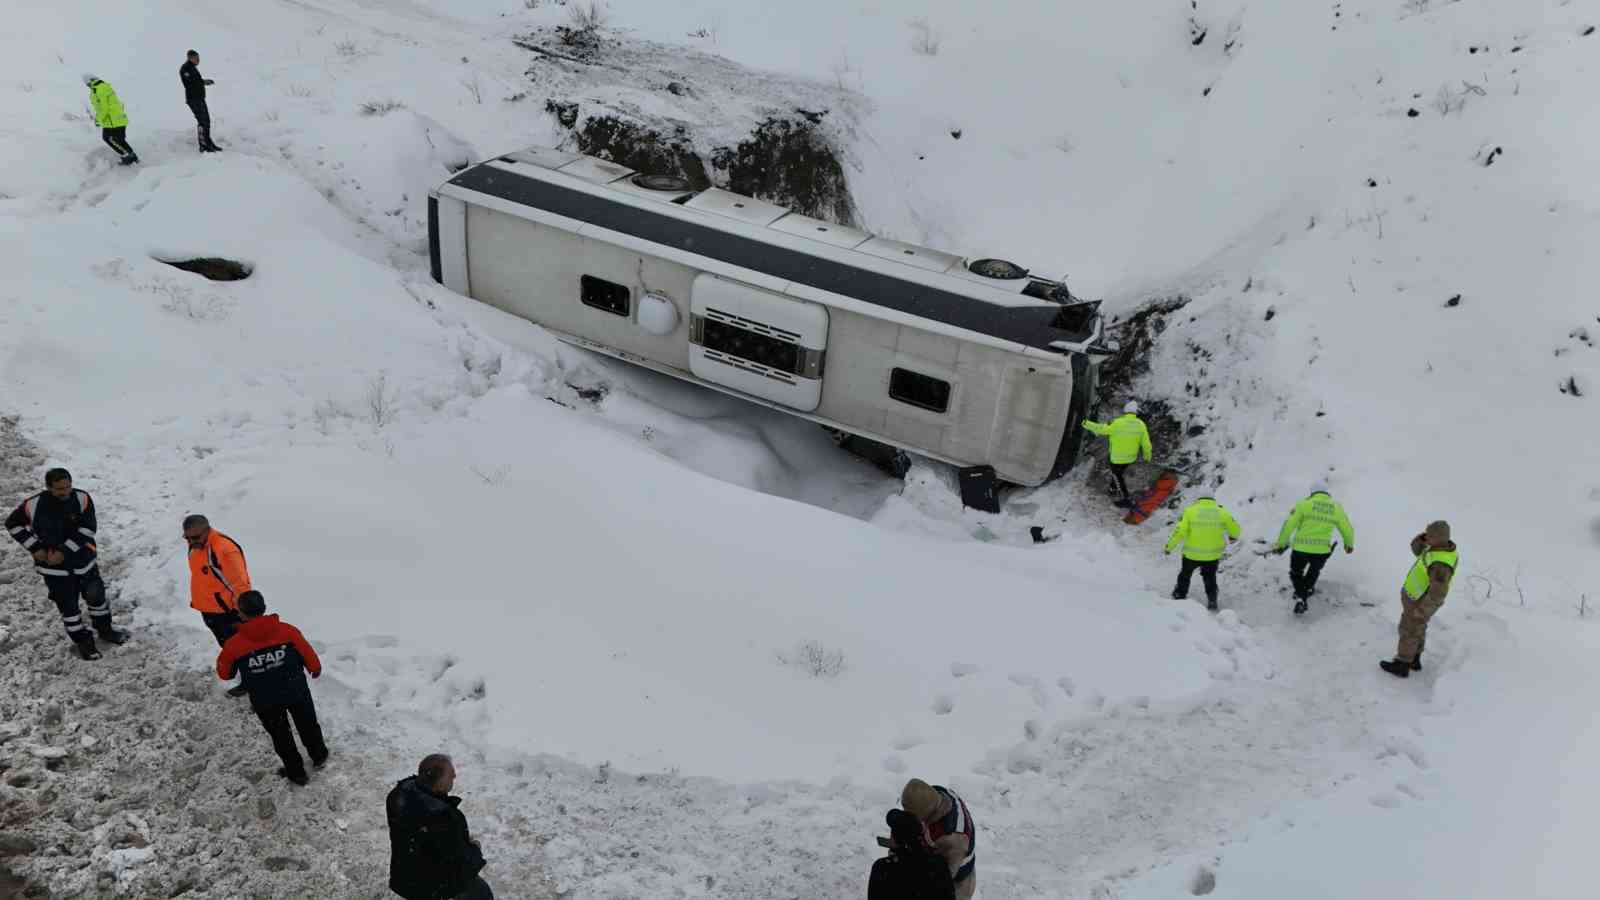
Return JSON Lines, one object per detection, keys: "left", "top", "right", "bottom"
{"left": 890, "top": 734, "right": 924, "bottom": 751}
{"left": 931, "top": 694, "right": 955, "bottom": 715}
{"left": 951, "top": 662, "right": 979, "bottom": 678}
{"left": 1056, "top": 676, "right": 1075, "bottom": 697}
{"left": 1190, "top": 866, "right": 1218, "bottom": 895}
{"left": 882, "top": 754, "right": 907, "bottom": 774}
{"left": 1369, "top": 791, "right": 1404, "bottom": 809}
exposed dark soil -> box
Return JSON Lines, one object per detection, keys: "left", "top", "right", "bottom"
{"left": 156, "top": 257, "right": 253, "bottom": 281}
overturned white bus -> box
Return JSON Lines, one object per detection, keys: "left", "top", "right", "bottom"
{"left": 429, "top": 146, "right": 1112, "bottom": 486}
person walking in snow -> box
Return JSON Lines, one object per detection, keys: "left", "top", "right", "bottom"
{"left": 1273, "top": 482, "right": 1355, "bottom": 615}
{"left": 184, "top": 513, "right": 253, "bottom": 696}
{"left": 1380, "top": 520, "right": 1458, "bottom": 678}
{"left": 1165, "top": 494, "right": 1241, "bottom": 611}
{"left": 898, "top": 779, "right": 976, "bottom": 900}
{"left": 5, "top": 468, "right": 128, "bottom": 660}
{"left": 1081, "top": 401, "right": 1153, "bottom": 507}
{"left": 179, "top": 50, "right": 221, "bottom": 153}
{"left": 82, "top": 75, "right": 138, "bottom": 165}
{"left": 216, "top": 590, "right": 329, "bottom": 785}
{"left": 387, "top": 754, "right": 494, "bottom": 900}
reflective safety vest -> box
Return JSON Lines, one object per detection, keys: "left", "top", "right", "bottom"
{"left": 1082, "top": 414, "right": 1153, "bottom": 465}
{"left": 1276, "top": 492, "right": 1355, "bottom": 554}
{"left": 88, "top": 80, "right": 128, "bottom": 128}
{"left": 1165, "top": 498, "right": 1242, "bottom": 562}
{"left": 1403, "top": 548, "right": 1457, "bottom": 601}
{"left": 925, "top": 786, "right": 976, "bottom": 884}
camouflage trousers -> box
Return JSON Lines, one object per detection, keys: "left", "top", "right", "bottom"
{"left": 1396, "top": 589, "right": 1443, "bottom": 662}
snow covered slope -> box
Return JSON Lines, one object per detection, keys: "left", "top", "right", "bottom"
{"left": 1, "top": 0, "right": 1597, "bottom": 898}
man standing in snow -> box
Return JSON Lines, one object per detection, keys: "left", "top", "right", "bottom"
{"left": 387, "top": 755, "right": 494, "bottom": 900}
{"left": 184, "top": 513, "right": 253, "bottom": 696}
{"left": 179, "top": 50, "right": 221, "bottom": 153}
{"left": 1081, "top": 401, "right": 1153, "bottom": 507}
{"left": 1380, "top": 521, "right": 1458, "bottom": 678}
{"left": 1273, "top": 482, "right": 1355, "bottom": 615}
{"left": 83, "top": 75, "right": 138, "bottom": 165}
{"left": 1165, "top": 494, "right": 1242, "bottom": 611}
{"left": 216, "top": 590, "right": 329, "bottom": 785}
{"left": 899, "top": 779, "right": 976, "bottom": 900}
{"left": 5, "top": 468, "right": 128, "bottom": 660}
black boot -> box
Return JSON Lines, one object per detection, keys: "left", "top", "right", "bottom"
{"left": 276, "top": 767, "right": 309, "bottom": 786}
{"left": 95, "top": 624, "right": 128, "bottom": 645}
{"left": 75, "top": 639, "right": 102, "bottom": 661}
{"left": 1293, "top": 598, "right": 1308, "bottom": 615}
{"left": 1379, "top": 658, "right": 1411, "bottom": 678}
{"left": 1206, "top": 597, "right": 1219, "bottom": 612}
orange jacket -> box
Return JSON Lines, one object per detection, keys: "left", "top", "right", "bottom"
{"left": 188, "top": 530, "right": 252, "bottom": 613}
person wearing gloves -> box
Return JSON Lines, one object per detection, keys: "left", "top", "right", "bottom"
{"left": 83, "top": 75, "right": 138, "bottom": 165}
{"left": 1081, "top": 400, "right": 1153, "bottom": 507}
{"left": 1273, "top": 482, "right": 1356, "bottom": 615}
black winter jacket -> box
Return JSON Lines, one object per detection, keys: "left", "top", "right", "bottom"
{"left": 386, "top": 776, "right": 486, "bottom": 900}
{"left": 5, "top": 489, "right": 99, "bottom": 575}
{"left": 180, "top": 61, "right": 207, "bottom": 101}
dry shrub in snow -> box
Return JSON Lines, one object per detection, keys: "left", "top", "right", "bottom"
{"left": 567, "top": 0, "right": 609, "bottom": 32}
{"left": 777, "top": 641, "right": 846, "bottom": 678}
{"left": 359, "top": 99, "right": 407, "bottom": 116}
{"left": 365, "top": 371, "right": 396, "bottom": 428}
{"left": 908, "top": 18, "right": 943, "bottom": 56}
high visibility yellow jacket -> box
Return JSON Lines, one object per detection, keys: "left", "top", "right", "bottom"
{"left": 1275, "top": 492, "right": 1354, "bottom": 554}
{"left": 1165, "top": 498, "right": 1241, "bottom": 561}
{"left": 1082, "top": 413, "right": 1152, "bottom": 465}
{"left": 88, "top": 79, "right": 128, "bottom": 128}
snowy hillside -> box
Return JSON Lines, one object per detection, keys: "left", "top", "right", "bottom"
{"left": 1, "top": 0, "right": 1597, "bottom": 898}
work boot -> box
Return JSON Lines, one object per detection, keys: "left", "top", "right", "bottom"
{"left": 75, "top": 639, "right": 102, "bottom": 661}
{"left": 312, "top": 753, "right": 329, "bottom": 770}
{"left": 1293, "top": 599, "right": 1308, "bottom": 615}
{"left": 1379, "top": 658, "right": 1411, "bottom": 678}
{"left": 1206, "top": 598, "right": 1219, "bottom": 612}
{"left": 226, "top": 683, "right": 249, "bottom": 698}
{"left": 276, "top": 767, "right": 309, "bottom": 787}
{"left": 119, "top": 155, "right": 139, "bottom": 166}
{"left": 95, "top": 624, "right": 129, "bottom": 645}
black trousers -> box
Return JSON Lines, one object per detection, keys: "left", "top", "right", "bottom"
{"left": 201, "top": 610, "right": 242, "bottom": 647}
{"left": 100, "top": 127, "right": 135, "bottom": 159}
{"left": 1173, "top": 557, "right": 1220, "bottom": 602}
{"left": 453, "top": 877, "right": 494, "bottom": 900}
{"left": 1289, "top": 550, "right": 1331, "bottom": 599}
{"left": 1109, "top": 462, "right": 1133, "bottom": 501}
{"left": 255, "top": 697, "right": 328, "bottom": 779}
{"left": 42, "top": 566, "right": 110, "bottom": 644}
{"left": 186, "top": 99, "right": 217, "bottom": 149}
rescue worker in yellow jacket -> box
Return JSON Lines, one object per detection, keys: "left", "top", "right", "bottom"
{"left": 83, "top": 75, "right": 138, "bottom": 165}
{"left": 1165, "top": 495, "right": 1241, "bottom": 611}
{"left": 1081, "top": 401, "right": 1153, "bottom": 507}
{"left": 1274, "top": 482, "right": 1355, "bottom": 615}
{"left": 1380, "top": 521, "right": 1458, "bottom": 678}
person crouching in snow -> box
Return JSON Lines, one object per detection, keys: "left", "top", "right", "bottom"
{"left": 83, "top": 75, "right": 138, "bottom": 165}
{"left": 868, "top": 808, "right": 956, "bottom": 900}
{"left": 899, "top": 779, "right": 977, "bottom": 900}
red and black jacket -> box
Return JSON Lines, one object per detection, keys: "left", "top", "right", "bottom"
{"left": 6, "top": 489, "right": 98, "bottom": 576}
{"left": 217, "top": 614, "right": 322, "bottom": 706}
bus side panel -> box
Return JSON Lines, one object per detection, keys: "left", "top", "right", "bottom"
{"left": 464, "top": 204, "right": 699, "bottom": 372}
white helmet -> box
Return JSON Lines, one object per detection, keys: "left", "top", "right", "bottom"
{"left": 82, "top": 73, "right": 98, "bottom": 86}
{"left": 1123, "top": 400, "right": 1140, "bottom": 414}
{"left": 1309, "top": 481, "right": 1330, "bottom": 496}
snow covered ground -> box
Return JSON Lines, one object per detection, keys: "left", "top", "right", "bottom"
{"left": 1, "top": 0, "right": 1597, "bottom": 897}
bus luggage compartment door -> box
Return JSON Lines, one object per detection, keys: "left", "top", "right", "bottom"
{"left": 688, "top": 274, "right": 828, "bottom": 412}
